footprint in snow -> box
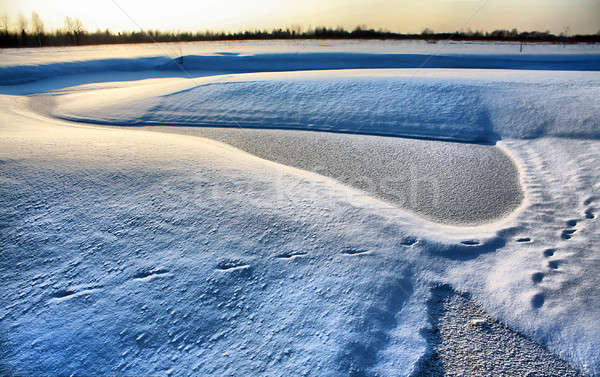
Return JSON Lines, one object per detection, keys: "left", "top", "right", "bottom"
{"left": 531, "top": 272, "right": 544, "bottom": 284}
{"left": 49, "top": 285, "right": 103, "bottom": 301}
{"left": 566, "top": 219, "right": 578, "bottom": 227}
{"left": 133, "top": 269, "right": 170, "bottom": 281}
{"left": 516, "top": 237, "right": 532, "bottom": 243}
{"left": 548, "top": 260, "right": 560, "bottom": 270}
{"left": 561, "top": 229, "right": 576, "bottom": 240}
{"left": 543, "top": 248, "right": 555, "bottom": 258}
{"left": 400, "top": 236, "right": 418, "bottom": 246}
{"left": 276, "top": 251, "right": 307, "bottom": 260}
{"left": 531, "top": 293, "right": 545, "bottom": 309}
{"left": 341, "top": 248, "right": 370, "bottom": 255}
{"left": 584, "top": 208, "right": 595, "bottom": 219}
{"left": 583, "top": 197, "right": 596, "bottom": 219}
{"left": 216, "top": 259, "right": 250, "bottom": 271}
{"left": 560, "top": 216, "right": 582, "bottom": 240}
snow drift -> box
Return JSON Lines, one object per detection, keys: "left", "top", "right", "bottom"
{"left": 2, "top": 51, "right": 600, "bottom": 86}
{"left": 48, "top": 69, "right": 600, "bottom": 143}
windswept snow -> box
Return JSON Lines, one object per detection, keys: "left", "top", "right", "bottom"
{"left": 1, "top": 41, "right": 599, "bottom": 376}
{"left": 141, "top": 126, "right": 523, "bottom": 225}
{"left": 1, "top": 39, "right": 599, "bottom": 86}
{"left": 45, "top": 69, "right": 600, "bottom": 143}
{"left": 0, "top": 95, "right": 503, "bottom": 376}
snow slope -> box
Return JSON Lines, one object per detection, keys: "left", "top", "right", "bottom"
{"left": 0, "top": 95, "right": 509, "bottom": 376}
{"left": 1, "top": 41, "right": 600, "bottom": 375}
{"left": 46, "top": 69, "right": 600, "bottom": 143}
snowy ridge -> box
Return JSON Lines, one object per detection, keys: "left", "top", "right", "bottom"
{"left": 48, "top": 69, "right": 600, "bottom": 143}
{"left": 2, "top": 51, "right": 600, "bottom": 85}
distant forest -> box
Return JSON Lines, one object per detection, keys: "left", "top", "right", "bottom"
{"left": 1, "top": 13, "right": 599, "bottom": 48}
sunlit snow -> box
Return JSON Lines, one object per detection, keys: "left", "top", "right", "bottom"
{"left": 1, "top": 40, "right": 599, "bottom": 376}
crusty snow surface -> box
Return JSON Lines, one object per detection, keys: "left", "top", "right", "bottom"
{"left": 416, "top": 285, "right": 583, "bottom": 376}
{"left": 1, "top": 41, "right": 599, "bottom": 376}
{"left": 139, "top": 126, "right": 523, "bottom": 225}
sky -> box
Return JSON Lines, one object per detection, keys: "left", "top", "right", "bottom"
{"left": 1, "top": 0, "right": 599, "bottom": 35}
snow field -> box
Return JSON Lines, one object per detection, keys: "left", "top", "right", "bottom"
{"left": 1, "top": 41, "right": 599, "bottom": 375}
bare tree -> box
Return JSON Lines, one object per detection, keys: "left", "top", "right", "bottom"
{"left": 64, "top": 16, "right": 84, "bottom": 44}
{"left": 64, "top": 16, "right": 84, "bottom": 34}
{"left": 290, "top": 24, "right": 303, "bottom": 35}
{"left": 31, "top": 12, "right": 44, "bottom": 34}
{"left": 17, "top": 13, "right": 28, "bottom": 33}
{"left": 0, "top": 13, "right": 8, "bottom": 33}
{"left": 31, "top": 12, "right": 44, "bottom": 46}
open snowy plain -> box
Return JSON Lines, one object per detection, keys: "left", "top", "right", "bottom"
{"left": 1, "top": 40, "right": 599, "bottom": 376}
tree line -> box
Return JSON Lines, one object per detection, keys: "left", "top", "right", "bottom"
{"left": 1, "top": 12, "right": 599, "bottom": 48}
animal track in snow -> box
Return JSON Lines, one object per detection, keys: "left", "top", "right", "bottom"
{"left": 276, "top": 251, "right": 307, "bottom": 260}
{"left": 50, "top": 285, "right": 103, "bottom": 302}
{"left": 548, "top": 260, "right": 560, "bottom": 270}
{"left": 133, "top": 269, "right": 171, "bottom": 281}
{"left": 583, "top": 197, "right": 596, "bottom": 219}
{"left": 584, "top": 208, "right": 595, "bottom": 219}
{"left": 560, "top": 213, "right": 584, "bottom": 240}
{"left": 51, "top": 289, "right": 77, "bottom": 299}
{"left": 543, "top": 249, "right": 556, "bottom": 258}
{"left": 543, "top": 248, "right": 555, "bottom": 258}
{"left": 341, "top": 248, "right": 370, "bottom": 255}
{"left": 400, "top": 237, "right": 418, "bottom": 246}
{"left": 216, "top": 260, "right": 250, "bottom": 271}
{"left": 531, "top": 272, "right": 544, "bottom": 284}
{"left": 561, "top": 229, "right": 576, "bottom": 240}
{"left": 531, "top": 293, "right": 545, "bottom": 309}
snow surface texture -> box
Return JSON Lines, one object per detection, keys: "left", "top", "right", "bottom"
{"left": 140, "top": 126, "right": 523, "bottom": 225}
{"left": 45, "top": 70, "right": 600, "bottom": 143}
{"left": 1, "top": 41, "right": 600, "bottom": 375}
{"left": 0, "top": 95, "right": 501, "bottom": 376}
{"left": 416, "top": 285, "right": 583, "bottom": 376}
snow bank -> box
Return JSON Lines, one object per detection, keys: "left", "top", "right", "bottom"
{"left": 2, "top": 51, "right": 600, "bottom": 86}
{"left": 157, "top": 52, "right": 600, "bottom": 73}
{"left": 0, "top": 57, "right": 172, "bottom": 86}
{"left": 48, "top": 69, "right": 600, "bottom": 143}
